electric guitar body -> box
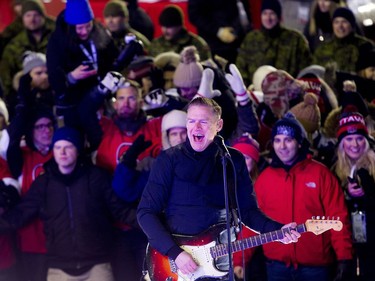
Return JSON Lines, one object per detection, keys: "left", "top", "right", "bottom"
{"left": 146, "top": 219, "right": 343, "bottom": 281}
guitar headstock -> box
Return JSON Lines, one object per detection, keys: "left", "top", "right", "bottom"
{"left": 305, "top": 217, "right": 343, "bottom": 235}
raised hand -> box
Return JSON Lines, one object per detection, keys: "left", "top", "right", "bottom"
{"left": 225, "top": 64, "right": 250, "bottom": 104}
{"left": 196, "top": 68, "right": 221, "bottom": 99}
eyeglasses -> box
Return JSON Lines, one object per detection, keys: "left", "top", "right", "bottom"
{"left": 34, "top": 122, "right": 53, "bottom": 131}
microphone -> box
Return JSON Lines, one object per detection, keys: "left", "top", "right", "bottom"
{"left": 214, "top": 135, "right": 231, "bottom": 158}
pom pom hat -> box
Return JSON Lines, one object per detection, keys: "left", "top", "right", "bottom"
{"left": 336, "top": 112, "right": 368, "bottom": 144}
{"left": 173, "top": 46, "right": 203, "bottom": 88}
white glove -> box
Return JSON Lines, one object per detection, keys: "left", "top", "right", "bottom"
{"left": 195, "top": 68, "right": 221, "bottom": 99}
{"left": 225, "top": 64, "right": 250, "bottom": 103}
{"left": 217, "top": 27, "right": 236, "bottom": 43}
{"left": 143, "top": 88, "right": 169, "bottom": 110}
{"left": 98, "top": 71, "right": 126, "bottom": 95}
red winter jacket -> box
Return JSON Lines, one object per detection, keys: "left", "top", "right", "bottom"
{"left": 254, "top": 157, "right": 353, "bottom": 267}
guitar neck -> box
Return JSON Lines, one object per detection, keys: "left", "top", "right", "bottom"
{"left": 210, "top": 223, "right": 306, "bottom": 258}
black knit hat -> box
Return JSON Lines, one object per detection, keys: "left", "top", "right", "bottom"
{"left": 52, "top": 126, "right": 83, "bottom": 152}
{"left": 159, "top": 5, "right": 184, "bottom": 27}
{"left": 332, "top": 7, "right": 356, "bottom": 28}
{"left": 21, "top": 0, "right": 45, "bottom": 17}
{"left": 104, "top": 0, "right": 128, "bottom": 18}
{"left": 271, "top": 112, "right": 307, "bottom": 144}
{"left": 261, "top": 0, "right": 282, "bottom": 19}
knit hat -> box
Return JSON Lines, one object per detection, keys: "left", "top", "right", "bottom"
{"left": 173, "top": 46, "right": 203, "bottom": 88}
{"left": 21, "top": 0, "right": 45, "bottom": 17}
{"left": 52, "top": 126, "right": 83, "bottom": 152}
{"left": 22, "top": 51, "right": 46, "bottom": 74}
{"left": 159, "top": 5, "right": 184, "bottom": 27}
{"left": 332, "top": 7, "right": 356, "bottom": 29}
{"left": 262, "top": 70, "right": 295, "bottom": 117}
{"left": 65, "top": 0, "right": 94, "bottom": 25}
{"left": 261, "top": 0, "right": 282, "bottom": 19}
{"left": 252, "top": 65, "right": 277, "bottom": 92}
{"left": 103, "top": 0, "right": 128, "bottom": 18}
{"left": 289, "top": 93, "right": 321, "bottom": 136}
{"left": 271, "top": 112, "right": 307, "bottom": 144}
{"left": 161, "top": 110, "right": 187, "bottom": 150}
{"left": 232, "top": 134, "right": 260, "bottom": 163}
{"left": 340, "top": 91, "right": 369, "bottom": 117}
{"left": 336, "top": 112, "right": 368, "bottom": 144}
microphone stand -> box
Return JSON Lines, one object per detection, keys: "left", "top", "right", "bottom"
{"left": 219, "top": 152, "right": 235, "bottom": 281}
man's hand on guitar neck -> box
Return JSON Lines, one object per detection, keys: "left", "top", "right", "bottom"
{"left": 278, "top": 222, "right": 301, "bottom": 244}
{"left": 175, "top": 251, "right": 198, "bottom": 275}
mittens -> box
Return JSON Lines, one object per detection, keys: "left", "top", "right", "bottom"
{"left": 195, "top": 68, "right": 221, "bottom": 99}
{"left": 225, "top": 64, "right": 250, "bottom": 104}
{"left": 98, "top": 71, "right": 126, "bottom": 95}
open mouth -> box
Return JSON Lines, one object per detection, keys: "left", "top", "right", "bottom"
{"left": 193, "top": 134, "right": 204, "bottom": 142}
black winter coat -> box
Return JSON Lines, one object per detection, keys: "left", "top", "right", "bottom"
{"left": 0, "top": 159, "right": 137, "bottom": 272}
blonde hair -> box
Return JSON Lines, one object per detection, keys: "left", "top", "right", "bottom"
{"left": 333, "top": 139, "right": 375, "bottom": 188}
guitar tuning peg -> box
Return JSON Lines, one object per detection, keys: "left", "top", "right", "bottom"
{"left": 317, "top": 216, "right": 320, "bottom": 220}
{"left": 322, "top": 216, "right": 325, "bottom": 220}
{"left": 312, "top": 216, "right": 315, "bottom": 220}
{"left": 337, "top": 217, "right": 340, "bottom": 221}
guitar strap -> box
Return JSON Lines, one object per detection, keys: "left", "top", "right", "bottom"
{"left": 226, "top": 161, "right": 241, "bottom": 233}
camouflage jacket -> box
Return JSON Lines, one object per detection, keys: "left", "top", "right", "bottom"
{"left": 236, "top": 26, "right": 312, "bottom": 86}
{"left": 149, "top": 28, "right": 211, "bottom": 61}
{"left": 313, "top": 32, "right": 374, "bottom": 73}
{"left": 0, "top": 21, "right": 55, "bottom": 100}
{"left": 111, "top": 26, "right": 151, "bottom": 53}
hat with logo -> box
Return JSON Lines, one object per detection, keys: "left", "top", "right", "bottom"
{"left": 336, "top": 112, "right": 368, "bottom": 144}
{"left": 271, "top": 112, "right": 307, "bottom": 144}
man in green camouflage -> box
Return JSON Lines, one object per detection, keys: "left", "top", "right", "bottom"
{"left": 236, "top": 0, "right": 312, "bottom": 86}
{"left": 103, "top": 0, "right": 150, "bottom": 52}
{"left": 0, "top": 0, "right": 54, "bottom": 118}
{"left": 149, "top": 5, "right": 211, "bottom": 61}
{"left": 313, "top": 7, "right": 374, "bottom": 74}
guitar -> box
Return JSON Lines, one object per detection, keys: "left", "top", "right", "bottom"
{"left": 146, "top": 218, "right": 343, "bottom": 281}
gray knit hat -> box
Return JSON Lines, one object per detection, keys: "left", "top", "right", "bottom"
{"left": 22, "top": 51, "right": 46, "bottom": 74}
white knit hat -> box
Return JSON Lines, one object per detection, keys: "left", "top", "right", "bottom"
{"left": 161, "top": 110, "right": 187, "bottom": 150}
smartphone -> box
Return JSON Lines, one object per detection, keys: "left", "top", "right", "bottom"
{"left": 82, "top": 60, "right": 95, "bottom": 70}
